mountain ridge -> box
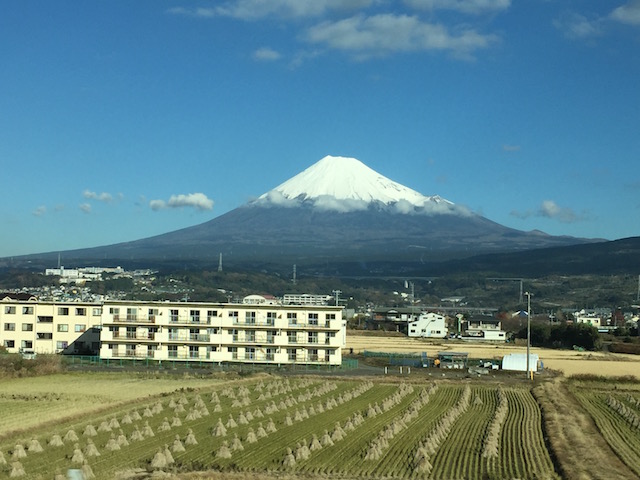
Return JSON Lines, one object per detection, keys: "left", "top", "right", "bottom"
{"left": 1, "top": 155, "right": 604, "bottom": 273}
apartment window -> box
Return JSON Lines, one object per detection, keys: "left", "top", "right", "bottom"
{"left": 189, "top": 346, "right": 199, "bottom": 359}
{"left": 287, "top": 331, "right": 297, "bottom": 344}
{"left": 37, "top": 332, "right": 53, "bottom": 340}
{"left": 245, "top": 347, "right": 256, "bottom": 360}
{"left": 109, "top": 307, "right": 119, "bottom": 315}
{"left": 246, "top": 331, "right": 256, "bottom": 343}
{"left": 309, "top": 348, "right": 319, "bottom": 361}
{"left": 58, "top": 307, "right": 69, "bottom": 316}
{"left": 4, "top": 340, "right": 15, "bottom": 348}
{"left": 266, "top": 312, "right": 276, "bottom": 325}
{"left": 22, "top": 323, "right": 33, "bottom": 332}
{"left": 92, "top": 308, "right": 102, "bottom": 316}
{"left": 21, "top": 340, "right": 33, "bottom": 349}
{"left": 4, "top": 323, "right": 15, "bottom": 331}
{"left": 309, "top": 313, "right": 319, "bottom": 326}
{"left": 168, "top": 345, "right": 178, "bottom": 358}
{"left": 207, "top": 327, "right": 219, "bottom": 335}
{"left": 57, "top": 341, "right": 69, "bottom": 350}
{"left": 126, "top": 308, "right": 137, "bottom": 321}
{"left": 22, "top": 306, "right": 34, "bottom": 315}
{"left": 148, "top": 308, "right": 158, "bottom": 319}
{"left": 245, "top": 311, "right": 256, "bottom": 324}
{"left": 228, "top": 311, "right": 238, "bottom": 322}
{"left": 287, "top": 348, "right": 296, "bottom": 361}
{"left": 170, "top": 309, "right": 179, "bottom": 322}
{"left": 4, "top": 306, "right": 16, "bottom": 314}
{"left": 207, "top": 310, "right": 217, "bottom": 323}
{"left": 287, "top": 312, "right": 297, "bottom": 325}
{"left": 75, "top": 307, "right": 86, "bottom": 316}
{"left": 75, "top": 324, "right": 86, "bottom": 333}
{"left": 57, "top": 324, "right": 69, "bottom": 332}
{"left": 37, "top": 316, "right": 53, "bottom": 323}
{"left": 325, "top": 332, "right": 335, "bottom": 344}
{"left": 190, "top": 310, "right": 200, "bottom": 323}
{"left": 308, "top": 331, "right": 318, "bottom": 344}
{"left": 267, "top": 330, "right": 277, "bottom": 344}
{"left": 228, "top": 346, "right": 238, "bottom": 359}
{"left": 189, "top": 328, "right": 200, "bottom": 341}
{"left": 326, "top": 313, "right": 336, "bottom": 320}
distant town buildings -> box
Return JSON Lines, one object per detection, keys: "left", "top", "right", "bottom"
{"left": 44, "top": 266, "right": 126, "bottom": 283}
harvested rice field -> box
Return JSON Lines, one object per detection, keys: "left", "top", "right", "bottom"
{"left": 1, "top": 370, "right": 640, "bottom": 479}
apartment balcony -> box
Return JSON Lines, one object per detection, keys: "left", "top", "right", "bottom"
{"left": 167, "top": 351, "right": 209, "bottom": 360}
{"left": 286, "top": 321, "right": 332, "bottom": 329}
{"left": 120, "top": 349, "right": 156, "bottom": 358}
{"left": 232, "top": 335, "right": 276, "bottom": 345}
{"left": 232, "top": 319, "right": 276, "bottom": 327}
{"left": 167, "top": 333, "right": 210, "bottom": 343}
{"left": 189, "top": 333, "right": 210, "bottom": 342}
{"left": 110, "top": 315, "right": 156, "bottom": 324}
{"left": 168, "top": 317, "right": 212, "bottom": 325}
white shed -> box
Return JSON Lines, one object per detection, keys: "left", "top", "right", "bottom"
{"left": 501, "top": 353, "right": 539, "bottom": 372}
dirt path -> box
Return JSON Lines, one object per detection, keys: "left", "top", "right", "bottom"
{"left": 534, "top": 379, "right": 637, "bottom": 480}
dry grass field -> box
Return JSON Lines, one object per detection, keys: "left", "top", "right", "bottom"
{"left": 0, "top": 372, "right": 235, "bottom": 441}
{"left": 346, "top": 331, "right": 640, "bottom": 379}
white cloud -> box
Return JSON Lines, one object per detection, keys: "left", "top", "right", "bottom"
{"left": 511, "top": 200, "right": 586, "bottom": 224}
{"left": 610, "top": 1, "right": 640, "bottom": 26}
{"left": 167, "top": 0, "right": 373, "bottom": 20}
{"left": 553, "top": 12, "right": 603, "bottom": 40}
{"left": 150, "top": 193, "right": 214, "bottom": 212}
{"left": 306, "top": 14, "right": 498, "bottom": 58}
{"left": 253, "top": 47, "right": 282, "bottom": 61}
{"left": 32, "top": 206, "right": 46, "bottom": 217}
{"left": 79, "top": 203, "right": 92, "bottom": 214}
{"left": 404, "top": 0, "right": 510, "bottom": 15}
{"left": 83, "top": 190, "right": 114, "bottom": 203}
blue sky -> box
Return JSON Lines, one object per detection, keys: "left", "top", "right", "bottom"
{"left": 1, "top": 0, "right": 639, "bottom": 258}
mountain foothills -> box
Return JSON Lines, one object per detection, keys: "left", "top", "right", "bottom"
{"left": 5, "top": 155, "right": 638, "bottom": 276}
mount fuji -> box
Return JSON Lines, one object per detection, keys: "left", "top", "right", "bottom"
{"left": 11, "top": 155, "right": 596, "bottom": 271}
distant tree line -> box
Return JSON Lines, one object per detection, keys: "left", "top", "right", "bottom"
{"left": 516, "top": 322, "right": 601, "bottom": 351}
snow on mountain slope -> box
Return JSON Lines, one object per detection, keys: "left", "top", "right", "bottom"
{"left": 256, "top": 155, "right": 464, "bottom": 215}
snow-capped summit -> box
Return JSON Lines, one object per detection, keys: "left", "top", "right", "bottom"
{"left": 257, "top": 155, "right": 455, "bottom": 214}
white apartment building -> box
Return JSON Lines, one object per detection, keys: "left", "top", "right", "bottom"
{"left": 99, "top": 301, "right": 345, "bottom": 366}
{"left": 1, "top": 300, "right": 103, "bottom": 354}
{"left": 1, "top": 297, "right": 346, "bottom": 366}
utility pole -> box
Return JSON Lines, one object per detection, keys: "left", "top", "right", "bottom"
{"left": 409, "top": 281, "right": 416, "bottom": 321}
{"left": 525, "top": 291, "right": 532, "bottom": 380}
{"left": 332, "top": 290, "right": 341, "bottom": 307}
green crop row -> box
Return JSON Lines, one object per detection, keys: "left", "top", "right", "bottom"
{"left": 0, "top": 377, "right": 559, "bottom": 480}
